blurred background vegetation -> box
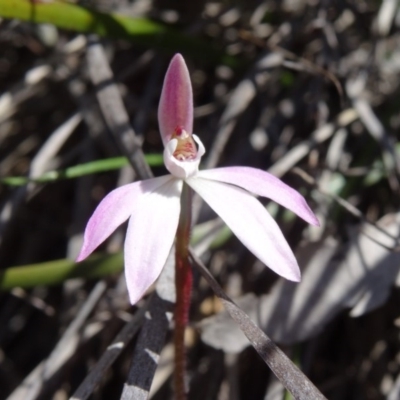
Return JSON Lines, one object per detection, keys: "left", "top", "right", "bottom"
{"left": 0, "top": 0, "right": 400, "bottom": 399}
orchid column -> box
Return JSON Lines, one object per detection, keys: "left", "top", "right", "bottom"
{"left": 77, "top": 54, "right": 319, "bottom": 400}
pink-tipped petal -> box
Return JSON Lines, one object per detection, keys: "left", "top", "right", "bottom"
{"left": 186, "top": 177, "right": 301, "bottom": 281}
{"left": 76, "top": 175, "right": 173, "bottom": 262}
{"left": 124, "top": 178, "right": 182, "bottom": 305}
{"left": 158, "top": 54, "right": 193, "bottom": 145}
{"left": 197, "top": 167, "right": 319, "bottom": 226}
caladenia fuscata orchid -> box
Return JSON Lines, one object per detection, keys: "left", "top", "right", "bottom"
{"left": 77, "top": 54, "right": 319, "bottom": 399}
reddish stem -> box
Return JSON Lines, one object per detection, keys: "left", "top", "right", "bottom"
{"left": 174, "top": 182, "right": 193, "bottom": 400}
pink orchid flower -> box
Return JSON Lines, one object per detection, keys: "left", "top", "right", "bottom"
{"left": 77, "top": 54, "right": 319, "bottom": 305}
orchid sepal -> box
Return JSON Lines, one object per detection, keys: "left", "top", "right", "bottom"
{"left": 158, "top": 54, "right": 193, "bottom": 146}
{"left": 186, "top": 176, "right": 301, "bottom": 282}
{"left": 197, "top": 166, "right": 319, "bottom": 226}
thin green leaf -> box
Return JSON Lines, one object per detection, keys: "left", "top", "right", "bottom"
{"left": 0, "top": 253, "right": 123, "bottom": 290}
{"left": 1, "top": 154, "right": 163, "bottom": 186}
{"left": 0, "top": 0, "right": 239, "bottom": 67}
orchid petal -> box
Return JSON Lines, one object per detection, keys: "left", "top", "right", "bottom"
{"left": 197, "top": 167, "right": 319, "bottom": 226}
{"left": 76, "top": 175, "right": 172, "bottom": 262}
{"left": 158, "top": 54, "right": 193, "bottom": 145}
{"left": 124, "top": 178, "right": 182, "bottom": 304}
{"left": 186, "top": 177, "right": 301, "bottom": 281}
{"left": 163, "top": 134, "right": 206, "bottom": 179}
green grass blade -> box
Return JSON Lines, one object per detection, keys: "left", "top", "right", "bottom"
{"left": 0, "top": 253, "right": 123, "bottom": 290}
{"left": 0, "top": 0, "right": 239, "bottom": 67}
{"left": 1, "top": 154, "right": 163, "bottom": 186}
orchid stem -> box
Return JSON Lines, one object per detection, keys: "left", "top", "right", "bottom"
{"left": 174, "top": 182, "right": 193, "bottom": 400}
